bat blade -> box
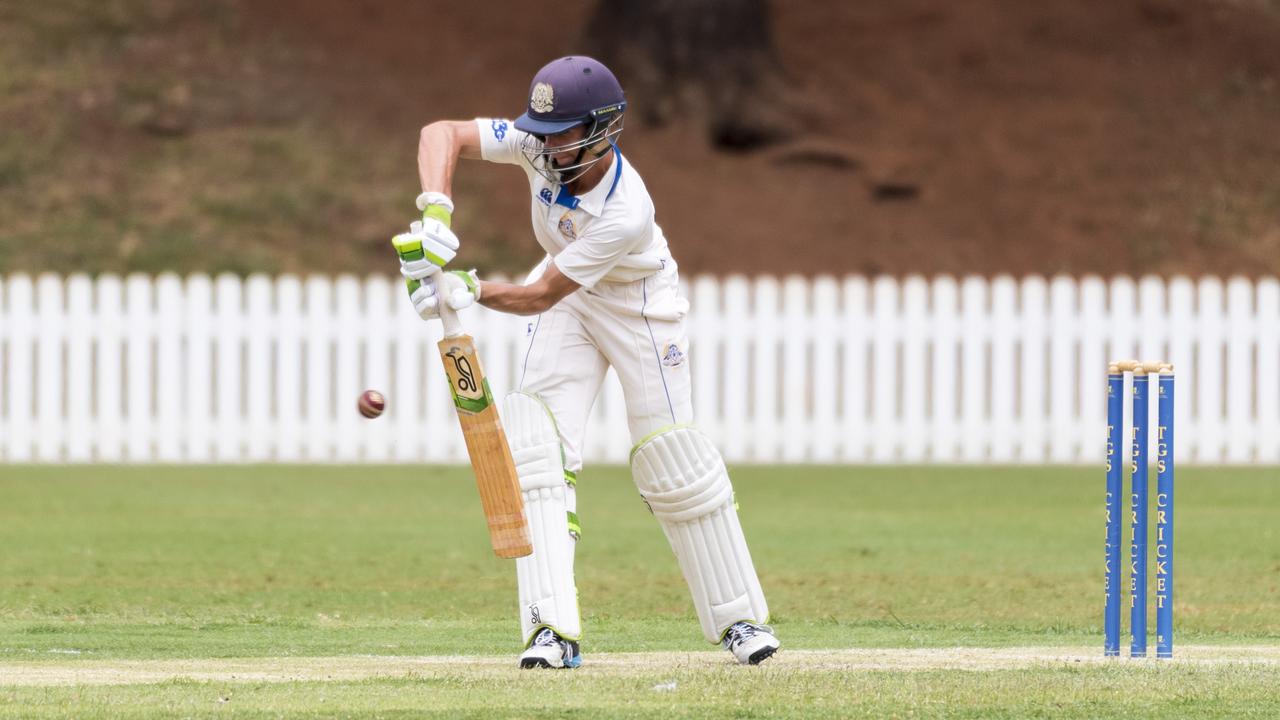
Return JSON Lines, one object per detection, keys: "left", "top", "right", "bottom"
{"left": 438, "top": 333, "right": 531, "bottom": 559}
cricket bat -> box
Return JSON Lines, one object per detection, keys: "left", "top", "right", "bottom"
{"left": 394, "top": 240, "right": 531, "bottom": 559}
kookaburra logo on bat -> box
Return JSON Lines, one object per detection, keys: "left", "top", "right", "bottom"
{"left": 447, "top": 349, "right": 478, "bottom": 394}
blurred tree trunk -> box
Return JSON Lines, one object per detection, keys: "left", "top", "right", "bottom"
{"left": 582, "top": 0, "right": 800, "bottom": 151}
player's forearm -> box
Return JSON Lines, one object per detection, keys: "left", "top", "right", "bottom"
{"left": 475, "top": 266, "right": 580, "bottom": 316}
{"left": 476, "top": 281, "right": 558, "bottom": 316}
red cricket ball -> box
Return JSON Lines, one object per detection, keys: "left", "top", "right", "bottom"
{"left": 358, "top": 390, "right": 386, "bottom": 419}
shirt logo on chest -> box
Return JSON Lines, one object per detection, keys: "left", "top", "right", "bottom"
{"left": 538, "top": 188, "right": 552, "bottom": 206}
{"left": 558, "top": 213, "right": 577, "bottom": 240}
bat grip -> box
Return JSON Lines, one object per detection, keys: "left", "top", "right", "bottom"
{"left": 426, "top": 266, "right": 464, "bottom": 338}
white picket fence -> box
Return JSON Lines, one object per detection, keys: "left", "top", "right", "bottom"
{"left": 1, "top": 273, "right": 1278, "bottom": 465}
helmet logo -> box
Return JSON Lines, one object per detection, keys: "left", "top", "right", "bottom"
{"left": 530, "top": 83, "right": 555, "bottom": 113}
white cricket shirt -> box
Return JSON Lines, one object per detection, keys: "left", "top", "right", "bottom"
{"left": 475, "top": 118, "right": 675, "bottom": 289}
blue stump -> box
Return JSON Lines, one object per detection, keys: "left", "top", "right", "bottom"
{"left": 1130, "top": 370, "right": 1150, "bottom": 657}
{"left": 1105, "top": 369, "right": 1124, "bottom": 656}
{"left": 1156, "top": 370, "right": 1175, "bottom": 658}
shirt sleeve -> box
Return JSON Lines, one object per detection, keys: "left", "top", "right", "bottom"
{"left": 552, "top": 209, "right": 653, "bottom": 289}
{"left": 474, "top": 118, "right": 527, "bottom": 166}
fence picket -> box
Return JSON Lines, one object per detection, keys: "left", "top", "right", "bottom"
{"left": 214, "top": 275, "right": 243, "bottom": 462}
{"left": 333, "top": 276, "right": 362, "bottom": 462}
{"left": 1019, "top": 277, "right": 1048, "bottom": 462}
{"left": 95, "top": 276, "right": 124, "bottom": 462}
{"left": 959, "top": 277, "right": 987, "bottom": 462}
{"left": 1258, "top": 279, "right": 1280, "bottom": 463}
{"left": 153, "top": 275, "right": 183, "bottom": 461}
{"left": 125, "top": 275, "right": 153, "bottom": 462}
{"left": 900, "top": 277, "right": 928, "bottom": 463}
{"left": 1196, "top": 278, "right": 1226, "bottom": 463}
{"left": 362, "top": 276, "right": 394, "bottom": 463}
{"left": 930, "top": 277, "right": 959, "bottom": 462}
{"left": 0, "top": 276, "right": 5, "bottom": 457}
{"left": 5, "top": 276, "right": 34, "bottom": 461}
{"left": 245, "top": 275, "right": 273, "bottom": 462}
{"left": 1078, "top": 277, "right": 1108, "bottom": 463}
{"left": 1166, "top": 277, "right": 1195, "bottom": 465}
{"left": 782, "top": 276, "right": 810, "bottom": 462}
{"left": 1226, "top": 278, "right": 1254, "bottom": 462}
{"left": 36, "top": 275, "right": 64, "bottom": 461}
{"left": 721, "top": 277, "right": 750, "bottom": 462}
{"left": 392, "top": 285, "right": 424, "bottom": 462}
{"left": 65, "top": 275, "right": 94, "bottom": 462}
{"left": 304, "top": 277, "right": 333, "bottom": 462}
{"left": 276, "top": 277, "right": 304, "bottom": 462}
{"left": 752, "top": 277, "right": 781, "bottom": 462}
{"left": 184, "top": 276, "right": 213, "bottom": 461}
{"left": 691, "top": 276, "right": 721, "bottom": 448}
{"left": 811, "top": 277, "right": 839, "bottom": 463}
{"left": 871, "top": 277, "right": 899, "bottom": 463}
{"left": 841, "top": 278, "right": 869, "bottom": 462}
{"left": 990, "top": 277, "right": 1017, "bottom": 462}
{"left": 1048, "top": 277, "right": 1076, "bottom": 462}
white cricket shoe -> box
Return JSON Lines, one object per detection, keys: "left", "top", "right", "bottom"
{"left": 722, "top": 621, "right": 780, "bottom": 665}
{"left": 519, "top": 628, "right": 582, "bottom": 669}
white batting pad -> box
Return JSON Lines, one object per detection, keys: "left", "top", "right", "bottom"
{"left": 630, "top": 426, "right": 769, "bottom": 642}
{"left": 504, "top": 392, "right": 581, "bottom": 643}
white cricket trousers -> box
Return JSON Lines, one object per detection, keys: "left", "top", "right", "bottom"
{"left": 517, "top": 260, "right": 692, "bottom": 471}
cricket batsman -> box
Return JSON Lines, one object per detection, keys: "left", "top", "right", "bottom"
{"left": 393, "top": 56, "right": 778, "bottom": 668}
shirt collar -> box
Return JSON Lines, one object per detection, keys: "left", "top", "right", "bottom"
{"left": 552, "top": 146, "right": 624, "bottom": 217}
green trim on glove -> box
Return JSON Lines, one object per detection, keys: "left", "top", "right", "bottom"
{"left": 422, "top": 204, "right": 452, "bottom": 228}
{"left": 447, "top": 269, "right": 479, "bottom": 297}
{"left": 392, "top": 235, "right": 424, "bottom": 261}
{"left": 392, "top": 235, "right": 450, "bottom": 268}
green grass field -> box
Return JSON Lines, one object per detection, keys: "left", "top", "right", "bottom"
{"left": 1, "top": 466, "right": 1277, "bottom": 718}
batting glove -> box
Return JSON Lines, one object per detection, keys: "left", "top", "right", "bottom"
{"left": 392, "top": 191, "right": 459, "bottom": 280}
{"left": 408, "top": 269, "right": 481, "bottom": 321}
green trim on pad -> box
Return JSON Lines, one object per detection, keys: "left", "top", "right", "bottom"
{"left": 629, "top": 423, "right": 695, "bottom": 462}
{"left": 566, "top": 511, "right": 581, "bottom": 540}
{"left": 513, "top": 390, "right": 578, "bottom": 478}
{"left": 523, "top": 623, "right": 582, "bottom": 647}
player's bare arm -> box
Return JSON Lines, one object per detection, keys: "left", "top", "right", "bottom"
{"left": 477, "top": 263, "right": 580, "bottom": 316}
{"left": 417, "top": 120, "right": 482, "bottom": 196}
{"left": 390, "top": 123, "right": 479, "bottom": 287}
{"left": 390, "top": 121, "right": 487, "bottom": 319}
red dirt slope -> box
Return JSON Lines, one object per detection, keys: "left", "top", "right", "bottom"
{"left": 239, "top": 0, "right": 1280, "bottom": 278}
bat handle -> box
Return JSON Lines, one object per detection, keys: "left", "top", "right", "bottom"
{"left": 426, "top": 266, "right": 464, "bottom": 338}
